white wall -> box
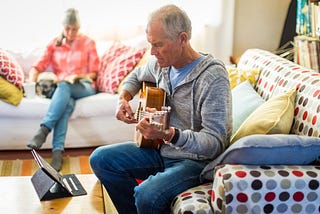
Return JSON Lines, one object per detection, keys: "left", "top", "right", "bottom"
{"left": 0, "top": 0, "right": 292, "bottom": 64}
{"left": 232, "top": 0, "right": 292, "bottom": 59}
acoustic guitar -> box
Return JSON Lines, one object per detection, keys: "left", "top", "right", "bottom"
{"left": 134, "top": 82, "right": 171, "bottom": 149}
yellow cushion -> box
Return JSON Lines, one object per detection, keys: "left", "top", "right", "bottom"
{"left": 227, "top": 66, "right": 260, "bottom": 89}
{"left": 230, "top": 88, "right": 296, "bottom": 144}
{"left": 0, "top": 76, "right": 23, "bottom": 106}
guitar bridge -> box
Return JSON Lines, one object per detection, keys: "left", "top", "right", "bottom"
{"left": 149, "top": 106, "right": 171, "bottom": 132}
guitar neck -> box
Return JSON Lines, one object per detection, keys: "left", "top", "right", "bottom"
{"left": 134, "top": 82, "right": 169, "bottom": 149}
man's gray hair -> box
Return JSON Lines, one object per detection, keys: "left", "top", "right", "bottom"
{"left": 63, "top": 8, "right": 80, "bottom": 27}
{"left": 148, "top": 4, "right": 192, "bottom": 41}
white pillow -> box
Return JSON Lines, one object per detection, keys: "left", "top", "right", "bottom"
{"left": 231, "top": 81, "right": 265, "bottom": 135}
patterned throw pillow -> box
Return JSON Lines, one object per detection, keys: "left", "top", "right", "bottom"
{"left": 270, "top": 69, "right": 320, "bottom": 138}
{"left": 0, "top": 48, "right": 24, "bottom": 89}
{"left": 97, "top": 42, "right": 146, "bottom": 94}
{"left": 226, "top": 66, "right": 260, "bottom": 89}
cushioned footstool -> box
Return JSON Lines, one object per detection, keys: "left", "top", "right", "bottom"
{"left": 211, "top": 164, "right": 320, "bottom": 214}
{"left": 171, "top": 182, "right": 213, "bottom": 214}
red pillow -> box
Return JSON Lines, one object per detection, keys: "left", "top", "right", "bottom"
{"left": 97, "top": 42, "right": 146, "bottom": 94}
{"left": 0, "top": 48, "right": 24, "bottom": 89}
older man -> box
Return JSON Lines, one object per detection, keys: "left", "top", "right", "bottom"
{"left": 90, "top": 4, "right": 232, "bottom": 214}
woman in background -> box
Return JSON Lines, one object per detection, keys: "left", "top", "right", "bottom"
{"left": 27, "top": 8, "right": 100, "bottom": 171}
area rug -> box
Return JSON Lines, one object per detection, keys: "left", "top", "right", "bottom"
{"left": 0, "top": 156, "right": 92, "bottom": 176}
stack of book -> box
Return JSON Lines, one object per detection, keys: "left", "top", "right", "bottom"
{"left": 294, "top": 35, "right": 320, "bottom": 72}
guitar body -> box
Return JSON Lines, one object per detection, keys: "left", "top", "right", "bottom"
{"left": 134, "top": 82, "right": 166, "bottom": 149}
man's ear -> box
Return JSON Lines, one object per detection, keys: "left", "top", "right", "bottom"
{"left": 179, "top": 32, "right": 188, "bottom": 45}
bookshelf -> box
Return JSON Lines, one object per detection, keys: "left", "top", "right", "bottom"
{"left": 294, "top": 0, "right": 320, "bottom": 72}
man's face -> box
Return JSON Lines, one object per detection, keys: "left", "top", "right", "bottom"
{"left": 147, "top": 20, "right": 182, "bottom": 68}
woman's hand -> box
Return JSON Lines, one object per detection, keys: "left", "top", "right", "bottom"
{"left": 64, "top": 74, "right": 78, "bottom": 84}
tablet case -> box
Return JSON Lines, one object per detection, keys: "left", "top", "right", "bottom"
{"left": 30, "top": 149, "right": 87, "bottom": 201}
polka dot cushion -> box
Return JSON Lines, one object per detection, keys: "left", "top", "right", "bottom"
{"left": 97, "top": 42, "right": 146, "bottom": 94}
{"left": 271, "top": 69, "right": 320, "bottom": 138}
{"left": 291, "top": 75, "right": 320, "bottom": 137}
{"left": 237, "top": 49, "right": 301, "bottom": 101}
{"left": 237, "top": 49, "right": 279, "bottom": 100}
{"left": 171, "top": 182, "right": 213, "bottom": 214}
{"left": 0, "top": 48, "right": 24, "bottom": 89}
{"left": 211, "top": 164, "right": 320, "bottom": 214}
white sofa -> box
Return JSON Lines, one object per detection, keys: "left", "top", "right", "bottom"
{"left": 0, "top": 93, "right": 138, "bottom": 150}
{"left": 0, "top": 37, "right": 145, "bottom": 150}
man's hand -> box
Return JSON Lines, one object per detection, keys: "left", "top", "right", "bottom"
{"left": 136, "top": 118, "right": 166, "bottom": 140}
{"left": 135, "top": 107, "right": 169, "bottom": 140}
{"left": 116, "top": 99, "right": 137, "bottom": 124}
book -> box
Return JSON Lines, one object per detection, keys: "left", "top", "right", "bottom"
{"left": 317, "top": 2, "right": 320, "bottom": 37}
{"left": 298, "top": 0, "right": 308, "bottom": 35}
{"left": 60, "top": 77, "right": 93, "bottom": 84}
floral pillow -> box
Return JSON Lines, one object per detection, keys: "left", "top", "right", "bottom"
{"left": 226, "top": 65, "right": 260, "bottom": 89}
{"left": 97, "top": 42, "right": 146, "bottom": 94}
{"left": 0, "top": 48, "right": 24, "bottom": 89}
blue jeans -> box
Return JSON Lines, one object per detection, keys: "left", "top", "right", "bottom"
{"left": 41, "top": 80, "right": 96, "bottom": 151}
{"left": 89, "top": 142, "right": 207, "bottom": 214}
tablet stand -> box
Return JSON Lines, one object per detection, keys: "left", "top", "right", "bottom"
{"left": 31, "top": 168, "right": 71, "bottom": 201}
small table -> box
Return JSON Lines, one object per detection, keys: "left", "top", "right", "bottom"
{"left": 0, "top": 174, "right": 104, "bottom": 214}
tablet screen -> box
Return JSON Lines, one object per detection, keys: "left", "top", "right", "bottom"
{"left": 31, "top": 149, "right": 64, "bottom": 185}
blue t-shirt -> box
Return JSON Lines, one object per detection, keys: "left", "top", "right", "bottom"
{"left": 169, "top": 56, "right": 204, "bottom": 92}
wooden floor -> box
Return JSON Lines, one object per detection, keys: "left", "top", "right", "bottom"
{"left": 0, "top": 147, "right": 96, "bottom": 160}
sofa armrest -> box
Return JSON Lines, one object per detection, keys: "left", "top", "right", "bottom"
{"left": 211, "top": 164, "right": 320, "bottom": 213}
{"left": 171, "top": 182, "right": 213, "bottom": 214}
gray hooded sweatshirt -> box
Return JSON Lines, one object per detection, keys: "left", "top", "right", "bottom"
{"left": 121, "top": 54, "right": 232, "bottom": 162}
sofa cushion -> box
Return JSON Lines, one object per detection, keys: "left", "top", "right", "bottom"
{"left": 97, "top": 42, "right": 146, "bottom": 94}
{"left": 231, "top": 88, "right": 296, "bottom": 144}
{"left": 237, "top": 49, "right": 297, "bottom": 101}
{"left": 171, "top": 183, "right": 213, "bottom": 214}
{"left": 270, "top": 69, "right": 320, "bottom": 138}
{"left": 291, "top": 75, "right": 320, "bottom": 138}
{"left": 0, "top": 76, "right": 23, "bottom": 106}
{"left": 0, "top": 48, "right": 24, "bottom": 89}
{"left": 211, "top": 164, "right": 320, "bottom": 213}
{"left": 231, "top": 80, "right": 265, "bottom": 135}
{"left": 201, "top": 134, "right": 320, "bottom": 181}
